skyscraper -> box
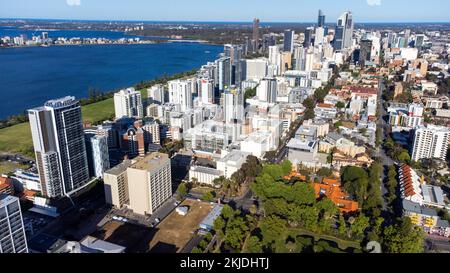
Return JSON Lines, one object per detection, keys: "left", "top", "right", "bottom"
{"left": 257, "top": 78, "right": 277, "bottom": 103}
{"left": 222, "top": 87, "right": 244, "bottom": 124}
{"left": 252, "top": 18, "right": 260, "bottom": 52}
{"left": 148, "top": 84, "right": 165, "bottom": 105}
{"left": 28, "top": 96, "right": 90, "bottom": 198}
{"left": 0, "top": 194, "right": 28, "bottom": 253}
{"left": 217, "top": 57, "right": 232, "bottom": 91}
{"left": 283, "top": 29, "right": 295, "bottom": 53}
{"left": 304, "top": 27, "right": 315, "bottom": 48}
{"left": 333, "top": 11, "right": 354, "bottom": 50}
{"left": 318, "top": 9, "right": 326, "bottom": 27}
{"left": 114, "top": 88, "right": 144, "bottom": 119}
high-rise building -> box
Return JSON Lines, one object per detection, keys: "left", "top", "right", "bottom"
{"left": 404, "top": 29, "right": 411, "bottom": 46}
{"left": 411, "top": 125, "right": 450, "bottom": 162}
{"left": 114, "top": 88, "right": 143, "bottom": 119}
{"left": 84, "top": 130, "right": 110, "bottom": 178}
{"left": 314, "top": 27, "right": 325, "bottom": 46}
{"left": 224, "top": 44, "right": 245, "bottom": 85}
{"left": 304, "top": 27, "right": 315, "bottom": 48}
{"left": 0, "top": 194, "right": 28, "bottom": 253}
{"left": 168, "top": 78, "right": 196, "bottom": 111}
{"left": 359, "top": 39, "right": 372, "bottom": 66}
{"left": 28, "top": 96, "right": 90, "bottom": 198}
{"left": 148, "top": 84, "right": 165, "bottom": 105}
{"left": 217, "top": 57, "right": 232, "bottom": 91}
{"left": 198, "top": 78, "right": 215, "bottom": 105}
{"left": 283, "top": 29, "right": 295, "bottom": 53}
{"left": 252, "top": 18, "right": 260, "bottom": 52}
{"left": 257, "top": 78, "right": 277, "bottom": 103}
{"left": 415, "top": 34, "right": 425, "bottom": 49}
{"left": 103, "top": 160, "right": 133, "bottom": 209}
{"left": 222, "top": 87, "right": 244, "bottom": 124}
{"left": 318, "top": 9, "right": 326, "bottom": 27}
{"left": 293, "top": 46, "right": 307, "bottom": 71}
{"left": 127, "top": 153, "right": 172, "bottom": 215}
{"left": 333, "top": 11, "right": 354, "bottom": 50}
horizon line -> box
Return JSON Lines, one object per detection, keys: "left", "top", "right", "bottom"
{"left": 1, "top": 17, "right": 450, "bottom": 24}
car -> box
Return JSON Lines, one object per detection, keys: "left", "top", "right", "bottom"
{"left": 155, "top": 218, "right": 160, "bottom": 223}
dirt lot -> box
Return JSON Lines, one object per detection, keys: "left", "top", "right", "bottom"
{"left": 148, "top": 199, "right": 213, "bottom": 253}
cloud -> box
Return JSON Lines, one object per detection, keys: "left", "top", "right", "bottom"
{"left": 66, "top": 0, "right": 81, "bottom": 6}
{"left": 367, "top": 0, "right": 381, "bottom": 6}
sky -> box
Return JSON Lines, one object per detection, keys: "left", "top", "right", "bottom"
{"left": 0, "top": 0, "right": 449, "bottom": 23}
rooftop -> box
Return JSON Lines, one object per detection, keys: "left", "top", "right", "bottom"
{"left": 130, "top": 152, "right": 170, "bottom": 171}
{"left": 104, "top": 160, "right": 133, "bottom": 176}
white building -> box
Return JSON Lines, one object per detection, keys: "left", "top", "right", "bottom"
{"left": 245, "top": 58, "right": 268, "bottom": 80}
{"left": 148, "top": 84, "right": 165, "bottom": 105}
{"left": 0, "top": 194, "right": 28, "bottom": 253}
{"left": 257, "top": 78, "right": 277, "bottom": 103}
{"left": 168, "top": 78, "right": 196, "bottom": 112}
{"left": 217, "top": 150, "right": 251, "bottom": 178}
{"left": 240, "top": 131, "right": 274, "bottom": 159}
{"left": 411, "top": 125, "right": 450, "bottom": 162}
{"left": 11, "top": 170, "right": 41, "bottom": 192}
{"left": 198, "top": 78, "right": 215, "bottom": 105}
{"left": 85, "top": 131, "right": 110, "bottom": 179}
{"left": 114, "top": 88, "right": 144, "bottom": 119}
{"left": 189, "top": 166, "right": 223, "bottom": 186}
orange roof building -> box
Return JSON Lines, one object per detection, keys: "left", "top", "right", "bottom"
{"left": 283, "top": 172, "right": 307, "bottom": 182}
{"left": 0, "top": 177, "right": 14, "bottom": 195}
{"left": 313, "top": 178, "right": 359, "bottom": 214}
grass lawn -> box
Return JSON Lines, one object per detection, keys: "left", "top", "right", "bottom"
{"left": 0, "top": 161, "right": 30, "bottom": 175}
{"left": 0, "top": 98, "right": 115, "bottom": 157}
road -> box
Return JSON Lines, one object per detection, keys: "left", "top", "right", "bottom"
{"left": 376, "top": 77, "right": 394, "bottom": 211}
{"left": 425, "top": 235, "right": 450, "bottom": 253}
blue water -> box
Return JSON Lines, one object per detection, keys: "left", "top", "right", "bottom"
{"left": 0, "top": 42, "right": 222, "bottom": 118}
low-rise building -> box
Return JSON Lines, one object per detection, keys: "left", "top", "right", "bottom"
{"left": 189, "top": 166, "right": 223, "bottom": 186}
{"left": 216, "top": 150, "right": 251, "bottom": 179}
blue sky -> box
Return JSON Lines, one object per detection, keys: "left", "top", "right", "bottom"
{"left": 0, "top": 0, "right": 449, "bottom": 23}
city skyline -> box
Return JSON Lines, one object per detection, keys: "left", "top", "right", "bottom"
{"left": 1, "top": 0, "right": 450, "bottom": 23}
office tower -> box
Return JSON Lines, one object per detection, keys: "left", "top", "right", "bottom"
{"left": 304, "top": 27, "right": 315, "bottom": 47}
{"left": 314, "top": 27, "right": 325, "bottom": 46}
{"left": 404, "top": 29, "right": 411, "bottom": 46}
{"left": 252, "top": 18, "right": 260, "bottom": 52}
{"left": 257, "top": 78, "right": 277, "bottom": 103}
{"left": 0, "top": 195, "right": 28, "bottom": 253}
{"left": 42, "top": 32, "right": 49, "bottom": 40}
{"left": 168, "top": 78, "right": 195, "bottom": 111}
{"left": 84, "top": 130, "right": 110, "bottom": 178}
{"left": 293, "top": 46, "right": 307, "bottom": 71}
{"left": 222, "top": 87, "right": 244, "bottom": 124}
{"left": 103, "top": 160, "right": 133, "bottom": 208}
{"left": 387, "top": 32, "right": 395, "bottom": 48}
{"left": 127, "top": 153, "right": 172, "bottom": 215}
{"left": 283, "top": 29, "right": 295, "bottom": 53}
{"left": 198, "top": 78, "right": 215, "bottom": 105}
{"left": 217, "top": 57, "right": 232, "bottom": 91}
{"left": 318, "top": 9, "right": 326, "bottom": 27}
{"left": 28, "top": 96, "right": 90, "bottom": 198}
{"left": 411, "top": 125, "right": 450, "bottom": 162}
{"left": 122, "top": 126, "right": 145, "bottom": 158}
{"left": 148, "top": 84, "right": 165, "bottom": 105}
{"left": 268, "top": 45, "right": 280, "bottom": 66}
{"left": 333, "top": 11, "right": 354, "bottom": 50}
{"left": 415, "top": 34, "right": 425, "bottom": 49}
{"left": 114, "top": 88, "right": 143, "bottom": 119}
{"left": 262, "top": 34, "right": 277, "bottom": 52}
{"left": 224, "top": 44, "right": 244, "bottom": 85}
{"left": 305, "top": 48, "right": 315, "bottom": 72}
{"left": 359, "top": 39, "right": 372, "bottom": 66}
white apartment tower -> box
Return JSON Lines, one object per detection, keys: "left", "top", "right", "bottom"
{"left": 168, "top": 78, "right": 196, "bottom": 112}
{"left": 28, "top": 96, "right": 90, "bottom": 198}
{"left": 411, "top": 125, "right": 450, "bottom": 162}
{"left": 0, "top": 195, "right": 28, "bottom": 253}
{"left": 85, "top": 130, "right": 110, "bottom": 178}
{"left": 114, "top": 88, "right": 143, "bottom": 119}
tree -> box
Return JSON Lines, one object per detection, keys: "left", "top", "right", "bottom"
{"left": 202, "top": 191, "right": 215, "bottom": 202}
{"left": 335, "top": 101, "right": 346, "bottom": 109}
{"left": 281, "top": 160, "right": 293, "bottom": 175}
{"left": 317, "top": 167, "right": 333, "bottom": 177}
{"left": 176, "top": 183, "right": 188, "bottom": 199}
{"left": 350, "top": 214, "right": 370, "bottom": 238}
{"left": 245, "top": 236, "right": 263, "bottom": 253}
{"left": 383, "top": 218, "right": 425, "bottom": 253}
{"left": 261, "top": 215, "right": 287, "bottom": 246}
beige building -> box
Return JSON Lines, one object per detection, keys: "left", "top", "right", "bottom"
{"left": 103, "top": 160, "right": 133, "bottom": 209}
{"left": 127, "top": 152, "right": 172, "bottom": 215}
